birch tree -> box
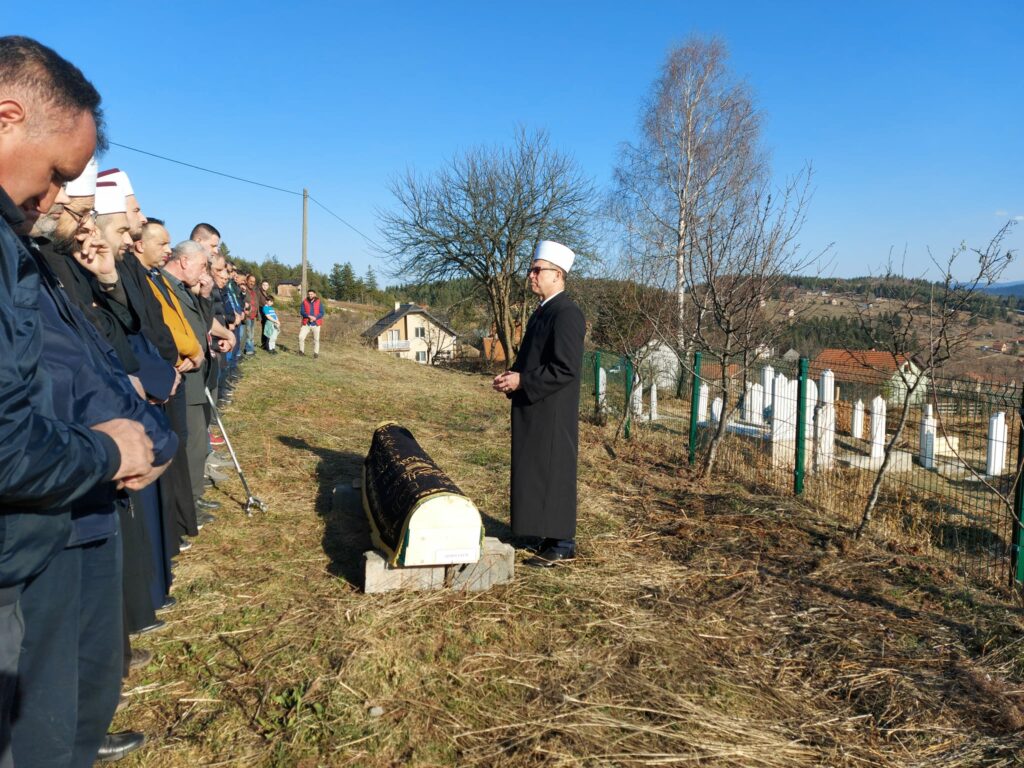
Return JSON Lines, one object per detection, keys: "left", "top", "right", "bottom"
{"left": 614, "top": 36, "right": 763, "bottom": 390}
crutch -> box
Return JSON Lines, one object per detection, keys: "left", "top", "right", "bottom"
{"left": 205, "top": 387, "right": 267, "bottom": 516}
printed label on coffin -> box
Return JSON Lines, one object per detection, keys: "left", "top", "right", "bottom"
{"left": 362, "top": 422, "right": 483, "bottom": 567}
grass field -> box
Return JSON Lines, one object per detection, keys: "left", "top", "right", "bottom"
{"left": 114, "top": 322, "right": 1024, "bottom": 767}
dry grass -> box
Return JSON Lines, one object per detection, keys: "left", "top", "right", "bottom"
{"left": 115, "top": 321, "right": 1024, "bottom": 766}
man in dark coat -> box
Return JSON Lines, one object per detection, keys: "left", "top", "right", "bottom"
{"left": 0, "top": 35, "right": 158, "bottom": 764}
{"left": 493, "top": 240, "right": 586, "bottom": 567}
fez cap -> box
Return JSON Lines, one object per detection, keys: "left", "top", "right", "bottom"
{"left": 98, "top": 168, "right": 135, "bottom": 196}
{"left": 94, "top": 180, "right": 126, "bottom": 215}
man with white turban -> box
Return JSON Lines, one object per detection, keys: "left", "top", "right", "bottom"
{"left": 493, "top": 240, "right": 586, "bottom": 567}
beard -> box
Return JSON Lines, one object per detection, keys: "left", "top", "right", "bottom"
{"left": 50, "top": 233, "right": 77, "bottom": 256}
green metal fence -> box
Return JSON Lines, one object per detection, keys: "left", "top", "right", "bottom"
{"left": 582, "top": 349, "right": 1024, "bottom": 592}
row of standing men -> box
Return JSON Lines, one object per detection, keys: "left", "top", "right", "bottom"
{"left": 0, "top": 35, "right": 278, "bottom": 766}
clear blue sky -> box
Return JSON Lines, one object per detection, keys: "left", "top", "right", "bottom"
{"left": 6, "top": 1, "right": 1022, "bottom": 282}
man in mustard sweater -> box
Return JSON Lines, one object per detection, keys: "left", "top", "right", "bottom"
{"left": 135, "top": 220, "right": 204, "bottom": 540}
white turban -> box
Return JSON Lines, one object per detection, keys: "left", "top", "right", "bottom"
{"left": 94, "top": 180, "right": 126, "bottom": 215}
{"left": 65, "top": 157, "right": 98, "bottom": 197}
{"left": 533, "top": 240, "right": 575, "bottom": 273}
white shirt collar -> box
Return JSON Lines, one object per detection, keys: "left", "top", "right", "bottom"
{"left": 540, "top": 289, "right": 564, "bottom": 307}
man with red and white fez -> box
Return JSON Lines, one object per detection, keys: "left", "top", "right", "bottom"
{"left": 97, "top": 168, "right": 146, "bottom": 241}
{"left": 299, "top": 288, "right": 324, "bottom": 358}
{"left": 493, "top": 240, "right": 586, "bottom": 567}
{"left": 95, "top": 174, "right": 181, "bottom": 654}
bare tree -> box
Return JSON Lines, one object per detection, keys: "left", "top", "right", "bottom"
{"left": 613, "top": 36, "right": 763, "bottom": 390}
{"left": 853, "top": 223, "right": 1017, "bottom": 537}
{"left": 379, "top": 129, "right": 594, "bottom": 361}
{"left": 685, "top": 170, "right": 825, "bottom": 476}
{"left": 577, "top": 241, "right": 678, "bottom": 442}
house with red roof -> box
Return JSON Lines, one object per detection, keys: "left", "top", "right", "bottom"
{"left": 810, "top": 348, "right": 927, "bottom": 405}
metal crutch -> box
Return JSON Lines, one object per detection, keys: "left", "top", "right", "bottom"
{"left": 205, "top": 387, "right": 267, "bottom": 516}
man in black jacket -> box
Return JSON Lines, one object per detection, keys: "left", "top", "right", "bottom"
{"left": 493, "top": 241, "right": 586, "bottom": 567}
{"left": 0, "top": 36, "right": 160, "bottom": 764}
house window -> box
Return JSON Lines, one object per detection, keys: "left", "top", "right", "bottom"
{"left": 388, "top": 329, "right": 400, "bottom": 342}
{"left": 416, "top": 351, "right": 427, "bottom": 363}
{"left": 415, "top": 326, "right": 426, "bottom": 339}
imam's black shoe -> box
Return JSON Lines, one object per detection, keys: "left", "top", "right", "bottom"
{"left": 524, "top": 541, "right": 577, "bottom": 568}
{"left": 96, "top": 731, "right": 146, "bottom": 762}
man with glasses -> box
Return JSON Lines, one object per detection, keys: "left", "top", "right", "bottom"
{"left": 0, "top": 36, "right": 176, "bottom": 763}
{"left": 493, "top": 240, "right": 586, "bottom": 567}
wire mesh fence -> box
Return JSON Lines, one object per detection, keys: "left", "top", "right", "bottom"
{"left": 582, "top": 348, "right": 1024, "bottom": 593}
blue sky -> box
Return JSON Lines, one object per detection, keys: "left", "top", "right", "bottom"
{"left": 6, "top": 1, "right": 1022, "bottom": 281}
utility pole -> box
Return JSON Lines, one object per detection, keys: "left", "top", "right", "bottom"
{"left": 300, "top": 187, "right": 309, "bottom": 296}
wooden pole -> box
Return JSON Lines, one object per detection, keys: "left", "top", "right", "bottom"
{"left": 301, "top": 188, "right": 309, "bottom": 296}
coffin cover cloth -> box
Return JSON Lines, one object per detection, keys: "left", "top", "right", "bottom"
{"left": 362, "top": 421, "right": 479, "bottom": 566}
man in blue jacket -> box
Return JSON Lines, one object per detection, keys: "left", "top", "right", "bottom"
{"left": 0, "top": 36, "right": 166, "bottom": 765}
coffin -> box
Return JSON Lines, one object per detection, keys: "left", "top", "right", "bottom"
{"left": 362, "top": 422, "right": 483, "bottom": 567}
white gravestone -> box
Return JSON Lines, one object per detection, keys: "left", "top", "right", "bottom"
{"left": 697, "top": 383, "right": 710, "bottom": 423}
{"left": 869, "top": 396, "right": 886, "bottom": 461}
{"left": 761, "top": 365, "right": 775, "bottom": 417}
{"left": 819, "top": 370, "right": 835, "bottom": 406}
{"left": 748, "top": 383, "right": 765, "bottom": 426}
{"left": 815, "top": 402, "right": 836, "bottom": 471}
{"left": 986, "top": 411, "right": 1007, "bottom": 476}
{"left": 711, "top": 397, "right": 723, "bottom": 424}
{"left": 919, "top": 404, "right": 937, "bottom": 469}
{"left": 649, "top": 383, "right": 658, "bottom": 422}
{"left": 774, "top": 373, "right": 789, "bottom": 418}
{"left": 852, "top": 399, "right": 865, "bottom": 440}
{"left": 771, "top": 374, "right": 797, "bottom": 468}
{"left": 803, "top": 380, "right": 818, "bottom": 438}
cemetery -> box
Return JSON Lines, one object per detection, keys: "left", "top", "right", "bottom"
{"left": 587, "top": 352, "right": 1021, "bottom": 587}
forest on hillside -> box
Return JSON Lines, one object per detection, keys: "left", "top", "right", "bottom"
{"left": 216, "top": 250, "right": 1023, "bottom": 359}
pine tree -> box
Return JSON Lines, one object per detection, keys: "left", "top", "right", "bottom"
{"left": 365, "top": 266, "right": 378, "bottom": 292}
{"left": 327, "top": 262, "right": 358, "bottom": 300}
{"left": 328, "top": 263, "right": 347, "bottom": 300}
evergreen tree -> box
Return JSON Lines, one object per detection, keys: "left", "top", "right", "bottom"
{"left": 365, "top": 266, "right": 379, "bottom": 292}
{"left": 327, "top": 262, "right": 359, "bottom": 300}
{"left": 328, "top": 263, "right": 347, "bottom": 300}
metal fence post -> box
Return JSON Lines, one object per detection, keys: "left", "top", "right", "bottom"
{"left": 624, "top": 357, "right": 634, "bottom": 440}
{"left": 688, "top": 351, "right": 702, "bottom": 466}
{"left": 794, "top": 357, "right": 808, "bottom": 495}
{"left": 593, "top": 351, "right": 601, "bottom": 415}
{"left": 1012, "top": 388, "right": 1024, "bottom": 584}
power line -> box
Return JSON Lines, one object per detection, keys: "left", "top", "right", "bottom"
{"left": 308, "top": 195, "right": 382, "bottom": 250}
{"left": 109, "top": 140, "right": 382, "bottom": 249}
{"left": 109, "top": 141, "right": 303, "bottom": 196}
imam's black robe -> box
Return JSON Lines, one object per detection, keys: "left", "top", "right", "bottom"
{"left": 508, "top": 291, "right": 586, "bottom": 540}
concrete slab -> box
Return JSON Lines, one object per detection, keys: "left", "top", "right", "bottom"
{"left": 363, "top": 537, "right": 514, "bottom": 594}
{"left": 840, "top": 449, "right": 914, "bottom": 473}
